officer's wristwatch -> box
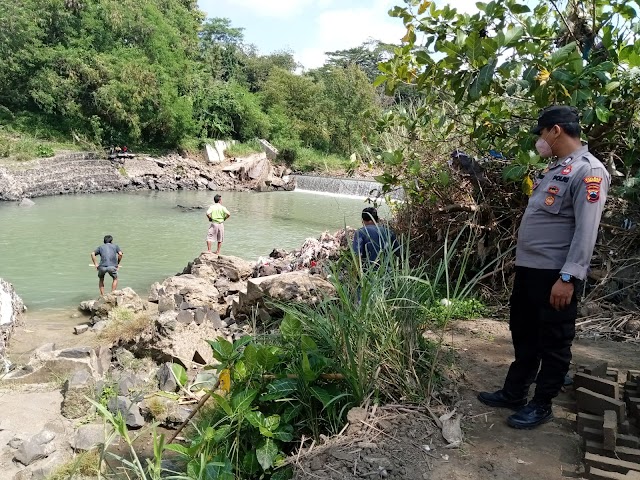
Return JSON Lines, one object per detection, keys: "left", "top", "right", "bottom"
{"left": 560, "top": 273, "right": 574, "bottom": 283}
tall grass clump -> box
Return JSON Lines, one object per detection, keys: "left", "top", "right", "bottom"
{"left": 94, "top": 227, "right": 496, "bottom": 479}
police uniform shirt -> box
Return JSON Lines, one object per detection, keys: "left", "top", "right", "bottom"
{"left": 515, "top": 144, "right": 610, "bottom": 280}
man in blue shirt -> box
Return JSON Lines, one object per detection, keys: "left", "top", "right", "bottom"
{"left": 91, "top": 235, "right": 123, "bottom": 295}
{"left": 352, "top": 207, "right": 399, "bottom": 267}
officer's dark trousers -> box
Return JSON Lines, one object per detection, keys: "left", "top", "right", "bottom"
{"left": 503, "top": 266, "right": 579, "bottom": 405}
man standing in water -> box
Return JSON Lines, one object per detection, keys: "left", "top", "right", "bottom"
{"left": 206, "top": 194, "right": 231, "bottom": 254}
{"left": 91, "top": 235, "right": 123, "bottom": 295}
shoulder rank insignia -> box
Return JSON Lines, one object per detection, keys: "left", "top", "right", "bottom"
{"left": 584, "top": 176, "right": 603, "bottom": 203}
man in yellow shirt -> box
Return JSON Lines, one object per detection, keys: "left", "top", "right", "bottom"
{"left": 205, "top": 194, "right": 231, "bottom": 254}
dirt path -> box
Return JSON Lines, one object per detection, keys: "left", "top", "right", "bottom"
{"left": 296, "top": 319, "right": 640, "bottom": 480}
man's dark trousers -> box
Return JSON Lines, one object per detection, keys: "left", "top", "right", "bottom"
{"left": 503, "top": 266, "right": 579, "bottom": 405}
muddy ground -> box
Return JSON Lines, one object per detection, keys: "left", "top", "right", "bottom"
{"left": 294, "top": 319, "right": 640, "bottom": 480}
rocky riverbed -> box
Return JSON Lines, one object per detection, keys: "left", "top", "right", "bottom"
{"left": 0, "top": 150, "right": 294, "bottom": 201}
{"left": 0, "top": 229, "right": 348, "bottom": 479}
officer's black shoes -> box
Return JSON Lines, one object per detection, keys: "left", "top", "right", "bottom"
{"left": 477, "top": 390, "right": 527, "bottom": 410}
{"left": 507, "top": 401, "right": 553, "bottom": 429}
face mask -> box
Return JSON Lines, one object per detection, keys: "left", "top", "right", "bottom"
{"left": 535, "top": 129, "right": 557, "bottom": 158}
{"left": 535, "top": 137, "right": 553, "bottom": 157}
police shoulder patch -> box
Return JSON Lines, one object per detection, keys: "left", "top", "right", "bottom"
{"left": 583, "top": 176, "right": 603, "bottom": 185}
{"left": 544, "top": 195, "right": 555, "bottom": 206}
{"left": 548, "top": 185, "right": 560, "bottom": 195}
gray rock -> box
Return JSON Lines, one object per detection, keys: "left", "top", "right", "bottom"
{"left": 207, "top": 181, "right": 217, "bottom": 190}
{"left": 156, "top": 311, "right": 178, "bottom": 334}
{"left": 117, "top": 372, "right": 144, "bottom": 396}
{"left": 92, "top": 320, "right": 107, "bottom": 332}
{"left": 108, "top": 396, "right": 145, "bottom": 429}
{"left": 139, "top": 396, "right": 193, "bottom": 427}
{"left": 157, "top": 363, "right": 178, "bottom": 393}
{"left": 194, "top": 307, "right": 207, "bottom": 325}
{"left": 14, "top": 430, "right": 56, "bottom": 466}
{"left": 71, "top": 423, "right": 111, "bottom": 451}
{"left": 78, "top": 300, "right": 96, "bottom": 312}
{"left": 0, "top": 277, "right": 26, "bottom": 372}
{"left": 58, "top": 347, "right": 92, "bottom": 359}
{"left": 18, "top": 198, "right": 35, "bottom": 207}
{"left": 205, "top": 310, "right": 222, "bottom": 329}
{"left": 176, "top": 310, "right": 194, "bottom": 325}
{"left": 9, "top": 436, "right": 24, "bottom": 449}
{"left": 73, "top": 324, "right": 89, "bottom": 335}
{"left": 179, "top": 301, "right": 197, "bottom": 310}
{"left": 158, "top": 296, "right": 176, "bottom": 313}
{"left": 61, "top": 370, "right": 95, "bottom": 419}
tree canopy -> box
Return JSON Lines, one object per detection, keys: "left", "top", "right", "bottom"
{"left": 0, "top": 1, "right": 380, "bottom": 159}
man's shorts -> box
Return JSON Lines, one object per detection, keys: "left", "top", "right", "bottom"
{"left": 98, "top": 266, "right": 118, "bottom": 279}
{"left": 207, "top": 222, "right": 225, "bottom": 242}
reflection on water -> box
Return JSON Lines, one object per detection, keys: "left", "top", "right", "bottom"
{"left": 0, "top": 190, "right": 379, "bottom": 311}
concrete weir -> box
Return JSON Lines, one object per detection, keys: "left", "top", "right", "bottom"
{"left": 292, "top": 175, "right": 404, "bottom": 199}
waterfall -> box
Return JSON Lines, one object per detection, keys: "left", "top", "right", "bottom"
{"left": 293, "top": 175, "right": 403, "bottom": 200}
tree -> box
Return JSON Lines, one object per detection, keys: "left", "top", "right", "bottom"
{"left": 375, "top": 0, "right": 640, "bottom": 197}
{"left": 326, "top": 40, "right": 394, "bottom": 82}
{"left": 319, "top": 64, "right": 380, "bottom": 155}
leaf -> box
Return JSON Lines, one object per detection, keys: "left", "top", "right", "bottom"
{"left": 218, "top": 368, "right": 231, "bottom": 392}
{"left": 418, "top": 0, "right": 431, "bottom": 15}
{"left": 550, "top": 42, "right": 577, "bottom": 67}
{"left": 264, "top": 415, "right": 281, "bottom": 432}
{"left": 300, "top": 335, "right": 317, "bottom": 352}
{"left": 373, "top": 75, "right": 387, "bottom": 87}
{"left": 503, "top": 26, "right": 523, "bottom": 47}
{"left": 232, "top": 361, "right": 248, "bottom": 382}
{"left": 595, "top": 105, "right": 611, "bottom": 123}
{"left": 260, "top": 378, "right": 298, "bottom": 401}
{"left": 502, "top": 164, "right": 527, "bottom": 182}
{"left": 522, "top": 176, "right": 533, "bottom": 196}
{"left": 207, "top": 338, "right": 234, "bottom": 363}
{"left": 271, "top": 466, "right": 294, "bottom": 480}
{"left": 245, "top": 410, "right": 265, "bottom": 429}
{"left": 257, "top": 347, "right": 278, "bottom": 370}
{"left": 280, "top": 314, "right": 301, "bottom": 341}
{"left": 164, "top": 444, "right": 190, "bottom": 456}
{"left": 243, "top": 344, "right": 258, "bottom": 369}
{"left": 170, "top": 364, "right": 188, "bottom": 388}
{"left": 231, "top": 388, "right": 259, "bottom": 414}
{"left": 211, "top": 393, "right": 233, "bottom": 416}
{"left": 301, "top": 351, "right": 316, "bottom": 382}
{"left": 508, "top": 3, "right": 530, "bottom": 14}
{"left": 256, "top": 438, "right": 279, "bottom": 471}
{"left": 242, "top": 451, "right": 261, "bottom": 475}
{"left": 204, "top": 455, "right": 234, "bottom": 480}
{"left": 468, "top": 58, "right": 497, "bottom": 101}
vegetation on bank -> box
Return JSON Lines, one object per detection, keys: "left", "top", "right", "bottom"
{"left": 0, "top": 0, "right": 382, "bottom": 173}
{"left": 90, "top": 237, "right": 486, "bottom": 479}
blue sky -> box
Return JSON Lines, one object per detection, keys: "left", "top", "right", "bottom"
{"left": 197, "top": 0, "right": 478, "bottom": 69}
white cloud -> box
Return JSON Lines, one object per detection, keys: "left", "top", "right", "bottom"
{"left": 297, "top": 0, "right": 405, "bottom": 69}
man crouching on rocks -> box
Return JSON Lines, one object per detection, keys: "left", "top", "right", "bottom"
{"left": 206, "top": 194, "right": 231, "bottom": 254}
{"left": 91, "top": 235, "right": 123, "bottom": 295}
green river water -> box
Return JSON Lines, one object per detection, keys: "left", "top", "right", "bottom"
{"left": 0, "top": 190, "right": 370, "bottom": 313}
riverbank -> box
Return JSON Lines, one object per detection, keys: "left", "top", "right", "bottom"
{"left": 0, "top": 149, "right": 294, "bottom": 201}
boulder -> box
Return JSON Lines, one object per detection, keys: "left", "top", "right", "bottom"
{"left": 188, "top": 253, "right": 253, "bottom": 282}
{"left": 156, "top": 363, "right": 179, "bottom": 392}
{"left": 0, "top": 278, "right": 26, "bottom": 373}
{"left": 151, "top": 275, "right": 219, "bottom": 311}
{"left": 71, "top": 423, "right": 113, "bottom": 452}
{"left": 258, "top": 139, "right": 279, "bottom": 160}
{"left": 131, "top": 317, "right": 228, "bottom": 368}
{"left": 61, "top": 370, "right": 95, "bottom": 419}
{"left": 4, "top": 345, "right": 110, "bottom": 384}
{"left": 235, "top": 271, "right": 335, "bottom": 316}
{"left": 139, "top": 395, "right": 193, "bottom": 428}
{"left": 107, "top": 396, "right": 145, "bottom": 429}
{"left": 18, "top": 198, "right": 35, "bottom": 207}
{"left": 14, "top": 430, "right": 56, "bottom": 466}
{"left": 205, "top": 141, "right": 228, "bottom": 165}
{"left": 82, "top": 288, "right": 145, "bottom": 323}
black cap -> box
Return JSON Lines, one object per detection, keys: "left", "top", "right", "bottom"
{"left": 531, "top": 105, "right": 580, "bottom": 135}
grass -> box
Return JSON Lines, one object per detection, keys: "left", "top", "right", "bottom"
{"left": 291, "top": 147, "right": 350, "bottom": 174}
{"left": 225, "top": 139, "right": 262, "bottom": 157}
{"left": 99, "top": 308, "right": 152, "bottom": 344}
{"left": 47, "top": 450, "right": 101, "bottom": 480}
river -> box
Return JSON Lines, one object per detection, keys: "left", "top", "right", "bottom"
{"left": 0, "top": 190, "right": 372, "bottom": 313}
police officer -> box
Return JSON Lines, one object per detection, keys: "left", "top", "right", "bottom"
{"left": 478, "top": 105, "right": 610, "bottom": 429}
